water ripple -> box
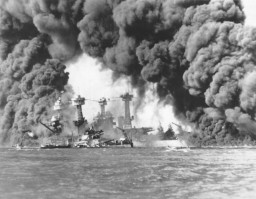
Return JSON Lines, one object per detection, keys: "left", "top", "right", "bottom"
{"left": 0, "top": 148, "right": 256, "bottom": 199}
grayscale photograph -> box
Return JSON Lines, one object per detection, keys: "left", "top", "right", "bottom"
{"left": 0, "top": 0, "right": 256, "bottom": 198}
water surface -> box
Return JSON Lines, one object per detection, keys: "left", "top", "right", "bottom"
{"left": 0, "top": 147, "right": 256, "bottom": 199}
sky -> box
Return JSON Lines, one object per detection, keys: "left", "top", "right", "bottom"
{"left": 66, "top": 0, "right": 256, "bottom": 131}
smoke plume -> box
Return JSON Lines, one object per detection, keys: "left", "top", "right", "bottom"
{"left": 1, "top": 0, "right": 256, "bottom": 146}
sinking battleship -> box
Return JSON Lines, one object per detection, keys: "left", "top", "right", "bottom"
{"left": 39, "top": 96, "right": 72, "bottom": 149}
{"left": 14, "top": 90, "right": 188, "bottom": 149}
{"left": 90, "top": 92, "right": 188, "bottom": 148}
{"left": 38, "top": 94, "right": 133, "bottom": 149}
{"left": 90, "top": 93, "right": 155, "bottom": 142}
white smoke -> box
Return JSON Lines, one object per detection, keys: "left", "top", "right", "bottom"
{"left": 66, "top": 54, "right": 130, "bottom": 123}
{"left": 243, "top": 1, "right": 256, "bottom": 26}
{"left": 66, "top": 54, "right": 180, "bottom": 131}
{"left": 132, "top": 86, "right": 179, "bottom": 131}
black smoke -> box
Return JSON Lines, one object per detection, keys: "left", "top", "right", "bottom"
{"left": 0, "top": 0, "right": 82, "bottom": 144}
{"left": 1, "top": 0, "right": 256, "bottom": 146}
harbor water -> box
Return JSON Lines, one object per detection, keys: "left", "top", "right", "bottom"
{"left": 0, "top": 147, "right": 256, "bottom": 199}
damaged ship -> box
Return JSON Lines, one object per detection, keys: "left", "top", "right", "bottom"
{"left": 38, "top": 94, "right": 133, "bottom": 149}
{"left": 14, "top": 91, "right": 189, "bottom": 149}
{"left": 91, "top": 92, "right": 189, "bottom": 148}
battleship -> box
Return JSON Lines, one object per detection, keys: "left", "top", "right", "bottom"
{"left": 101, "top": 92, "right": 189, "bottom": 148}
{"left": 13, "top": 91, "right": 189, "bottom": 149}
{"left": 37, "top": 94, "right": 134, "bottom": 149}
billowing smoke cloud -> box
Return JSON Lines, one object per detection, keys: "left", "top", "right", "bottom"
{"left": 0, "top": 0, "right": 81, "bottom": 144}
{"left": 1, "top": 0, "right": 256, "bottom": 146}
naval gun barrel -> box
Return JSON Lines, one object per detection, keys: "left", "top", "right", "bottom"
{"left": 39, "top": 121, "right": 57, "bottom": 134}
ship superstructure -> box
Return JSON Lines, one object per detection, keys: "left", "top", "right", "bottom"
{"left": 88, "top": 96, "right": 133, "bottom": 147}
{"left": 117, "top": 92, "right": 154, "bottom": 139}
{"left": 120, "top": 93, "right": 134, "bottom": 129}
{"left": 99, "top": 98, "right": 107, "bottom": 117}
{"left": 71, "top": 95, "right": 87, "bottom": 135}
{"left": 92, "top": 98, "right": 116, "bottom": 132}
{"left": 40, "top": 94, "right": 71, "bottom": 148}
{"left": 50, "top": 96, "right": 63, "bottom": 133}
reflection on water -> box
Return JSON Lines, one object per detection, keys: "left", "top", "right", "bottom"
{"left": 0, "top": 148, "right": 256, "bottom": 199}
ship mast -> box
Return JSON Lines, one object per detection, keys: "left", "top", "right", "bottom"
{"left": 71, "top": 95, "right": 87, "bottom": 135}
{"left": 99, "top": 98, "right": 107, "bottom": 118}
{"left": 120, "top": 92, "right": 133, "bottom": 129}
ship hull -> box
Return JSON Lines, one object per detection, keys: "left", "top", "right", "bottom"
{"left": 74, "top": 145, "right": 132, "bottom": 148}
{"left": 40, "top": 145, "right": 72, "bottom": 149}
